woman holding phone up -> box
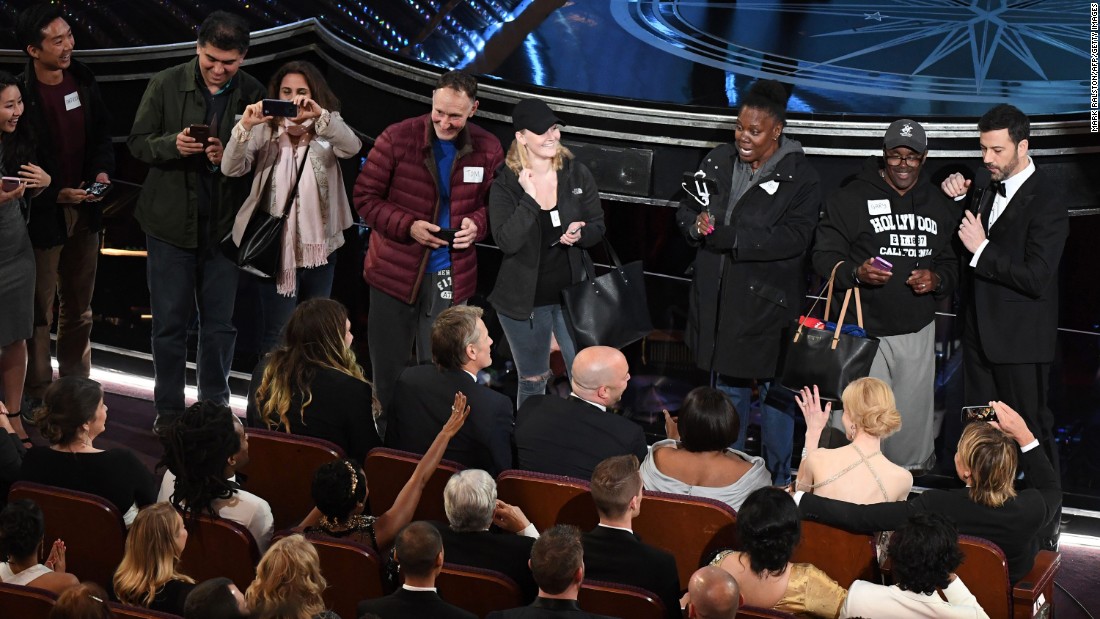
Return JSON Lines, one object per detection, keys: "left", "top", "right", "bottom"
{"left": 222, "top": 60, "right": 361, "bottom": 353}
{"left": 488, "top": 98, "right": 605, "bottom": 408}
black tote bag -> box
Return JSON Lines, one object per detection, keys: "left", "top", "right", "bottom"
{"left": 773, "top": 262, "right": 879, "bottom": 402}
{"left": 561, "top": 238, "right": 653, "bottom": 350}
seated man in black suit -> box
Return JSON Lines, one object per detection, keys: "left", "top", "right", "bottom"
{"left": 387, "top": 306, "right": 514, "bottom": 474}
{"left": 581, "top": 455, "right": 682, "bottom": 619}
{"left": 686, "top": 566, "right": 740, "bottom": 619}
{"left": 487, "top": 525, "right": 616, "bottom": 619}
{"left": 357, "top": 521, "right": 476, "bottom": 619}
{"left": 515, "top": 346, "right": 646, "bottom": 479}
{"left": 436, "top": 469, "right": 540, "bottom": 601}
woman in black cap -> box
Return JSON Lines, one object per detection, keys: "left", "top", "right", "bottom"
{"left": 488, "top": 98, "right": 605, "bottom": 408}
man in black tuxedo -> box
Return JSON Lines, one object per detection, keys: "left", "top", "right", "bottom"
{"left": 386, "top": 305, "right": 513, "bottom": 474}
{"left": 581, "top": 455, "right": 682, "bottom": 619}
{"left": 357, "top": 521, "right": 476, "bottom": 619}
{"left": 486, "top": 525, "right": 616, "bottom": 619}
{"left": 436, "top": 469, "right": 539, "bottom": 602}
{"left": 515, "top": 346, "right": 647, "bottom": 479}
{"left": 942, "top": 104, "right": 1068, "bottom": 477}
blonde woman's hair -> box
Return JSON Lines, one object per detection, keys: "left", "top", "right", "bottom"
{"left": 255, "top": 299, "right": 376, "bottom": 430}
{"left": 246, "top": 534, "right": 327, "bottom": 619}
{"left": 504, "top": 135, "right": 573, "bottom": 175}
{"left": 841, "top": 377, "right": 902, "bottom": 438}
{"left": 958, "top": 422, "right": 1018, "bottom": 507}
{"left": 113, "top": 503, "right": 194, "bottom": 607}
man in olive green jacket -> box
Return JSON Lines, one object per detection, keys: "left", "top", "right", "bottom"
{"left": 127, "top": 10, "right": 265, "bottom": 431}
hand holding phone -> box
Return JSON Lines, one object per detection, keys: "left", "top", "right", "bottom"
{"left": 262, "top": 99, "right": 298, "bottom": 118}
{"left": 1, "top": 176, "right": 25, "bottom": 193}
{"left": 435, "top": 228, "right": 459, "bottom": 243}
{"left": 961, "top": 405, "right": 996, "bottom": 423}
{"left": 871, "top": 256, "right": 893, "bottom": 272}
{"left": 84, "top": 182, "right": 112, "bottom": 200}
{"left": 188, "top": 124, "right": 211, "bottom": 149}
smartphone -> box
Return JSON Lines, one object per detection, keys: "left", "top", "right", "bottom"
{"left": 961, "top": 405, "right": 996, "bottom": 423}
{"left": 262, "top": 99, "right": 298, "bottom": 118}
{"left": 84, "top": 182, "right": 112, "bottom": 199}
{"left": 188, "top": 124, "right": 210, "bottom": 148}
{"left": 1, "top": 176, "right": 24, "bottom": 192}
{"left": 436, "top": 228, "right": 459, "bottom": 243}
{"left": 871, "top": 256, "right": 893, "bottom": 272}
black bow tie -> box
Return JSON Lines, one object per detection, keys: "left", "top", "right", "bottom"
{"left": 990, "top": 181, "right": 1006, "bottom": 197}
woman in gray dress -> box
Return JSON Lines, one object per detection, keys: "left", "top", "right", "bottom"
{"left": 0, "top": 72, "right": 51, "bottom": 446}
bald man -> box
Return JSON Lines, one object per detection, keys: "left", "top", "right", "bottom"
{"left": 686, "top": 566, "right": 740, "bottom": 619}
{"left": 515, "top": 346, "right": 646, "bottom": 479}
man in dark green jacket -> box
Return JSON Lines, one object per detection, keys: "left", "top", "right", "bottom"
{"left": 127, "top": 11, "right": 264, "bottom": 431}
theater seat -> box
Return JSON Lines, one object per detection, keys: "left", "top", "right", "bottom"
{"left": 632, "top": 490, "right": 738, "bottom": 588}
{"left": 8, "top": 481, "right": 127, "bottom": 590}
{"left": 578, "top": 579, "right": 666, "bottom": 619}
{"left": 108, "top": 603, "right": 185, "bottom": 618}
{"left": 0, "top": 582, "right": 56, "bottom": 619}
{"left": 364, "top": 447, "right": 463, "bottom": 522}
{"left": 301, "top": 532, "right": 389, "bottom": 619}
{"left": 735, "top": 606, "right": 798, "bottom": 618}
{"left": 955, "top": 535, "right": 1059, "bottom": 619}
{"left": 495, "top": 469, "right": 598, "bottom": 532}
{"left": 177, "top": 511, "right": 259, "bottom": 591}
{"left": 791, "top": 520, "right": 878, "bottom": 588}
{"left": 436, "top": 563, "right": 524, "bottom": 617}
{"left": 238, "top": 428, "right": 344, "bottom": 529}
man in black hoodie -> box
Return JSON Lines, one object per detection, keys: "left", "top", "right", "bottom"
{"left": 812, "top": 120, "right": 958, "bottom": 472}
{"left": 16, "top": 5, "right": 114, "bottom": 413}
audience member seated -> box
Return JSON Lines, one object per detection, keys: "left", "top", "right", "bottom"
{"left": 357, "top": 521, "right": 476, "bottom": 619}
{"left": 841, "top": 512, "right": 989, "bottom": 619}
{"left": 387, "top": 306, "right": 514, "bottom": 474}
{"left": 515, "top": 346, "right": 646, "bottom": 479}
{"left": 159, "top": 401, "right": 274, "bottom": 550}
{"left": 798, "top": 401, "right": 1061, "bottom": 583}
{"left": 795, "top": 379, "right": 912, "bottom": 503}
{"left": 302, "top": 392, "right": 469, "bottom": 551}
{"left": 246, "top": 534, "right": 339, "bottom": 619}
{"left": 582, "top": 455, "right": 681, "bottom": 618}
{"left": 50, "top": 582, "right": 115, "bottom": 619}
{"left": 112, "top": 502, "right": 195, "bottom": 615}
{"left": 436, "top": 469, "right": 539, "bottom": 601}
{"left": 486, "top": 524, "right": 616, "bottom": 619}
{"left": 642, "top": 387, "right": 769, "bottom": 510}
{"left": 184, "top": 577, "right": 252, "bottom": 619}
{"left": 686, "top": 566, "right": 740, "bottom": 619}
{"left": 0, "top": 499, "right": 79, "bottom": 594}
{"left": 711, "top": 487, "right": 846, "bottom": 618}
{"left": 21, "top": 377, "right": 156, "bottom": 526}
{"left": 0, "top": 404, "right": 25, "bottom": 508}
{"left": 247, "top": 299, "right": 382, "bottom": 464}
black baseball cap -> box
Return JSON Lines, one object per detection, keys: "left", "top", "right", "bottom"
{"left": 883, "top": 119, "right": 928, "bottom": 153}
{"left": 512, "top": 98, "right": 564, "bottom": 134}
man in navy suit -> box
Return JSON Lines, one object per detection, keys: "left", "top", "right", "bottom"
{"left": 515, "top": 346, "right": 647, "bottom": 479}
{"left": 357, "top": 521, "right": 475, "bottom": 619}
{"left": 386, "top": 305, "right": 513, "bottom": 474}
{"left": 581, "top": 455, "right": 682, "bottom": 619}
{"left": 943, "top": 104, "right": 1068, "bottom": 547}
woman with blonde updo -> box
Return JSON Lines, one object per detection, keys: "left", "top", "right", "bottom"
{"left": 795, "top": 378, "right": 912, "bottom": 504}
{"left": 246, "top": 534, "right": 337, "bottom": 619}
{"left": 112, "top": 503, "right": 194, "bottom": 615}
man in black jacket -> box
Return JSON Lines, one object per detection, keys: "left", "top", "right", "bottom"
{"left": 16, "top": 5, "right": 114, "bottom": 415}
{"left": 812, "top": 119, "right": 958, "bottom": 472}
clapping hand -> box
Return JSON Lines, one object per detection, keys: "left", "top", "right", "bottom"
{"left": 45, "top": 539, "right": 67, "bottom": 573}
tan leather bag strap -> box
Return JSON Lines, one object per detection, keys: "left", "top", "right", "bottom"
{"left": 794, "top": 262, "right": 845, "bottom": 344}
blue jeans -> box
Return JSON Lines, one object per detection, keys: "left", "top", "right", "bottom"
{"left": 256, "top": 259, "right": 337, "bottom": 354}
{"left": 716, "top": 376, "right": 794, "bottom": 486}
{"left": 146, "top": 235, "right": 238, "bottom": 412}
{"left": 498, "top": 304, "right": 577, "bottom": 409}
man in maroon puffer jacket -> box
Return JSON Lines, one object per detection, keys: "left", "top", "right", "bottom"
{"left": 354, "top": 70, "right": 503, "bottom": 411}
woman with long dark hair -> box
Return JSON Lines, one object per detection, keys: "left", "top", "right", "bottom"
{"left": 0, "top": 71, "right": 50, "bottom": 445}
{"left": 222, "top": 60, "right": 361, "bottom": 353}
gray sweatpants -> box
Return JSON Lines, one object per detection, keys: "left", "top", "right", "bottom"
{"left": 874, "top": 321, "right": 937, "bottom": 471}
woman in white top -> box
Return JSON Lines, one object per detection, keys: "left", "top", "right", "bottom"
{"left": 842, "top": 512, "right": 989, "bottom": 618}
{"left": 641, "top": 386, "right": 769, "bottom": 510}
{"left": 222, "top": 60, "right": 361, "bottom": 353}
{"left": 795, "top": 378, "right": 912, "bottom": 504}
{"left": 0, "top": 499, "right": 78, "bottom": 594}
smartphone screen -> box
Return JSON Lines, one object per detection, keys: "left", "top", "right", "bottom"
{"left": 189, "top": 124, "right": 210, "bottom": 148}
{"left": 262, "top": 99, "right": 298, "bottom": 118}
{"left": 961, "top": 405, "right": 996, "bottom": 423}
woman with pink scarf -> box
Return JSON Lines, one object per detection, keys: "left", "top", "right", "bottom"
{"left": 222, "top": 60, "right": 361, "bottom": 353}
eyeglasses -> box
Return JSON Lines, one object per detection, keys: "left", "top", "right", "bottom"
{"left": 884, "top": 154, "right": 923, "bottom": 167}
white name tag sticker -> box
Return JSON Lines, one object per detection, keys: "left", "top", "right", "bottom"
{"left": 867, "top": 199, "right": 892, "bottom": 215}
{"left": 760, "top": 180, "right": 779, "bottom": 195}
{"left": 64, "top": 92, "right": 81, "bottom": 111}
{"left": 463, "top": 167, "right": 484, "bottom": 183}
{"left": 549, "top": 210, "right": 562, "bottom": 228}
